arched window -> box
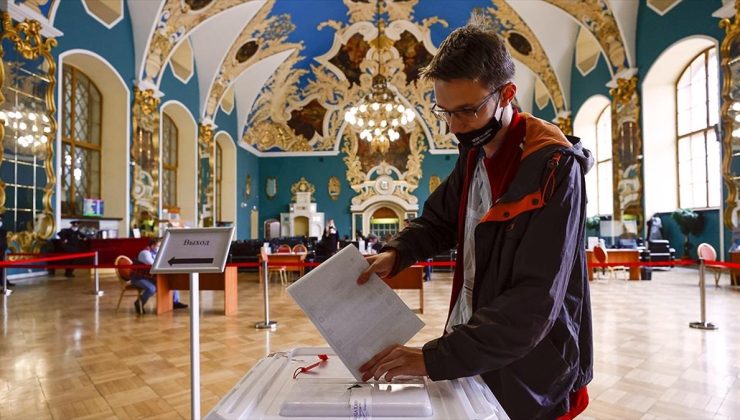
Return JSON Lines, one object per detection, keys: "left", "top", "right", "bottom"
{"left": 61, "top": 64, "right": 101, "bottom": 216}
{"left": 215, "top": 142, "right": 222, "bottom": 221}
{"left": 676, "top": 47, "right": 720, "bottom": 209}
{"left": 161, "top": 113, "right": 178, "bottom": 211}
{"left": 591, "top": 104, "right": 613, "bottom": 216}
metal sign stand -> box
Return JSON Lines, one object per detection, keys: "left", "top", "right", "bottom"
{"left": 255, "top": 257, "right": 277, "bottom": 330}
{"left": 689, "top": 259, "right": 718, "bottom": 330}
{"left": 190, "top": 272, "right": 200, "bottom": 418}
{"left": 150, "top": 227, "right": 235, "bottom": 420}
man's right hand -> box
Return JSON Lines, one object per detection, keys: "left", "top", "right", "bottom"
{"left": 357, "top": 249, "right": 397, "bottom": 285}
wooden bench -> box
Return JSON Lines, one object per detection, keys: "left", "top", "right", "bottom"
{"left": 384, "top": 265, "right": 424, "bottom": 314}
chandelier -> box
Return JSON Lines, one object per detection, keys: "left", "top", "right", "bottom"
{"left": 343, "top": 0, "right": 415, "bottom": 153}
{"left": 0, "top": 106, "right": 51, "bottom": 150}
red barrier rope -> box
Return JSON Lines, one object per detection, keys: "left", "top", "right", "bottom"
{"left": 2, "top": 251, "right": 737, "bottom": 273}
{"left": 0, "top": 252, "right": 96, "bottom": 267}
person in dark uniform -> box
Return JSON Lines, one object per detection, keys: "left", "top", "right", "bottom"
{"left": 57, "top": 221, "right": 87, "bottom": 277}
{"left": 0, "top": 215, "right": 12, "bottom": 291}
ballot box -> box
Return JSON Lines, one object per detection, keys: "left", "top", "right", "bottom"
{"left": 206, "top": 347, "right": 508, "bottom": 419}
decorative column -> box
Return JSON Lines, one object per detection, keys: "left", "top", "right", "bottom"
{"left": 609, "top": 76, "right": 644, "bottom": 228}
{"left": 198, "top": 123, "right": 215, "bottom": 227}
{"left": 131, "top": 86, "right": 160, "bottom": 236}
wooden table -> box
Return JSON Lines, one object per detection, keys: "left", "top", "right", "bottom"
{"left": 258, "top": 252, "right": 307, "bottom": 281}
{"left": 384, "top": 265, "right": 424, "bottom": 313}
{"left": 155, "top": 266, "right": 238, "bottom": 315}
{"left": 586, "top": 249, "right": 641, "bottom": 281}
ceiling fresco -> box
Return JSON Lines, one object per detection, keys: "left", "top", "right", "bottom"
{"left": 116, "top": 0, "right": 636, "bottom": 155}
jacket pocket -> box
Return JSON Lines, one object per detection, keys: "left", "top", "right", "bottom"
{"left": 508, "top": 338, "right": 572, "bottom": 399}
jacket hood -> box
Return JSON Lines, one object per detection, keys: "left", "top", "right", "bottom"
{"left": 519, "top": 113, "right": 594, "bottom": 175}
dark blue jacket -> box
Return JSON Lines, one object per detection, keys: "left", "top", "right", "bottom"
{"left": 387, "top": 113, "right": 594, "bottom": 419}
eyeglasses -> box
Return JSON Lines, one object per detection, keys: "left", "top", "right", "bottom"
{"left": 431, "top": 90, "right": 499, "bottom": 123}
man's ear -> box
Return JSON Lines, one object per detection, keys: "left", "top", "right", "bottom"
{"left": 501, "top": 83, "right": 517, "bottom": 107}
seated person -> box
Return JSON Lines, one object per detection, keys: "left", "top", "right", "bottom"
{"left": 131, "top": 238, "right": 188, "bottom": 314}
{"left": 365, "top": 234, "right": 383, "bottom": 253}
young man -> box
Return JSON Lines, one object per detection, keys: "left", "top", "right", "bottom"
{"left": 357, "top": 18, "right": 594, "bottom": 419}
{"left": 131, "top": 238, "right": 188, "bottom": 314}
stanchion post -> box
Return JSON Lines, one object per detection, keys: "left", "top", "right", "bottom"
{"left": 690, "top": 258, "right": 717, "bottom": 330}
{"left": 255, "top": 257, "right": 277, "bottom": 330}
{"left": 190, "top": 272, "right": 201, "bottom": 420}
{"left": 2, "top": 253, "right": 10, "bottom": 297}
{"left": 92, "top": 251, "right": 103, "bottom": 296}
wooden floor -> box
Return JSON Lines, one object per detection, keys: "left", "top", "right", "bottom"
{"left": 1, "top": 268, "right": 739, "bottom": 419}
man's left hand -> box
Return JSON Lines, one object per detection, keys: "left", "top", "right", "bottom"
{"left": 359, "top": 345, "right": 427, "bottom": 382}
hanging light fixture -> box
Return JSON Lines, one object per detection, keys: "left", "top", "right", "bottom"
{"left": 343, "top": 0, "right": 415, "bottom": 153}
{"left": 0, "top": 106, "right": 51, "bottom": 151}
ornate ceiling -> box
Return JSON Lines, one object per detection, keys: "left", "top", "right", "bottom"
{"left": 120, "top": 0, "right": 637, "bottom": 155}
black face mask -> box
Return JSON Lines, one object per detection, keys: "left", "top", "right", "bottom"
{"left": 453, "top": 94, "right": 503, "bottom": 149}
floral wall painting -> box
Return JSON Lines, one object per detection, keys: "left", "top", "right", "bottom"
{"left": 265, "top": 176, "right": 278, "bottom": 200}
{"left": 328, "top": 176, "right": 341, "bottom": 200}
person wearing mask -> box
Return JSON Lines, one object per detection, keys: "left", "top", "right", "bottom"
{"left": 357, "top": 17, "right": 593, "bottom": 420}
{"left": 321, "top": 219, "right": 339, "bottom": 255}
{"left": 130, "top": 238, "right": 188, "bottom": 314}
{"left": 57, "top": 221, "right": 87, "bottom": 277}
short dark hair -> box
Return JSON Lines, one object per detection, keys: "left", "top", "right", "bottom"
{"left": 149, "top": 238, "right": 162, "bottom": 247}
{"left": 421, "top": 14, "right": 514, "bottom": 91}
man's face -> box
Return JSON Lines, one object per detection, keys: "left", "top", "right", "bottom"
{"left": 433, "top": 79, "right": 496, "bottom": 134}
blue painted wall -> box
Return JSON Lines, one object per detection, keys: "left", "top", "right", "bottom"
{"left": 570, "top": 54, "right": 612, "bottom": 119}
{"left": 657, "top": 209, "right": 721, "bottom": 260}
{"left": 256, "top": 142, "right": 457, "bottom": 241}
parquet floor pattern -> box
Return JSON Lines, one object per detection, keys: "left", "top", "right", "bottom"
{"left": 1, "top": 268, "right": 739, "bottom": 419}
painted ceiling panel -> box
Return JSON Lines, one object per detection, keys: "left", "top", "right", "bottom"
{"left": 608, "top": 0, "right": 639, "bottom": 69}
{"left": 508, "top": 0, "right": 578, "bottom": 110}
{"left": 234, "top": 49, "right": 297, "bottom": 144}
{"left": 126, "top": 0, "right": 164, "bottom": 89}
{"left": 189, "top": 0, "right": 266, "bottom": 119}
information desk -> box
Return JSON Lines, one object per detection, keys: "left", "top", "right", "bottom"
{"left": 585, "top": 249, "right": 641, "bottom": 280}
{"left": 155, "top": 266, "right": 238, "bottom": 315}
{"left": 384, "top": 265, "right": 424, "bottom": 314}
{"left": 206, "top": 347, "right": 507, "bottom": 419}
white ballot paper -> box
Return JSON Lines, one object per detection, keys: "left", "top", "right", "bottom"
{"left": 287, "top": 245, "right": 425, "bottom": 381}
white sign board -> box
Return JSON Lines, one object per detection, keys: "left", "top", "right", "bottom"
{"left": 151, "top": 227, "right": 234, "bottom": 274}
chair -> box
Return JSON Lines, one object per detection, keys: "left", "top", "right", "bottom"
{"left": 292, "top": 243, "right": 308, "bottom": 254}
{"left": 260, "top": 248, "right": 288, "bottom": 286}
{"left": 593, "top": 245, "right": 627, "bottom": 281}
{"left": 697, "top": 243, "right": 723, "bottom": 287}
{"left": 114, "top": 255, "right": 142, "bottom": 313}
{"left": 277, "top": 244, "right": 292, "bottom": 253}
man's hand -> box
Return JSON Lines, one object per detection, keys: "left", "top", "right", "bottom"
{"left": 359, "top": 345, "right": 427, "bottom": 382}
{"left": 357, "top": 249, "right": 397, "bottom": 284}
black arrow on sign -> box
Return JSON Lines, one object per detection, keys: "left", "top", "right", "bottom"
{"left": 168, "top": 257, "right": 214, "bottom": 265}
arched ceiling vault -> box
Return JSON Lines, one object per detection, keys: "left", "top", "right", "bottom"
{"left": 128, "top": 0, "right": 636, "bottom": 152}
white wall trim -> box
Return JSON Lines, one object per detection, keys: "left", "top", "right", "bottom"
{"left": 80, "top": 0, "right": 125, "bottom": 29}
{"left": 56, "top": 49, "right": 131, "bottom": 237}
{"left": 160, "top": 99, "right": 199, "bottom": 227}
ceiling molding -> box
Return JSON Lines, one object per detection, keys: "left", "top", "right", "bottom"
{"left": 481, "top": 1, "right": 568, "bottom": 114}
{"left": 137, "top": 0, "right": 260, "bottom": 87}
{"left": 202, "top": 0, "right": 302, "bottom": 120}
{"left": 190, "top": 0, "right": 267, "bottom": 119}
{"left": 543, "top": 0, "right": 631, "bottom": 77}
